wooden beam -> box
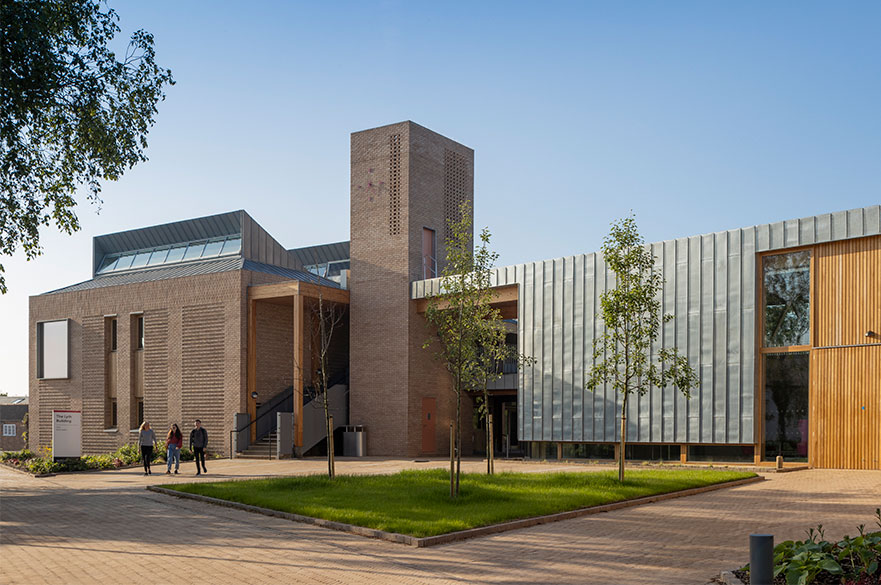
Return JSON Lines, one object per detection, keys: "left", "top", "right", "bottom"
{"left": 249, "top": 281, "right": 301, "bottom": 300}
{"left": 247, "top": 299, "right": 257, "bottom": 443}
{"left": 413, "top": 284, "right": 518, "bottom": 314}
{"left": 293, "top": 293, "right": 305, "bottom": 448}
{"left": 249, "top": 280, "right": 350, "bottom": 304}
{"left": 298, "top": 281, "right": 350, "bottom": 304}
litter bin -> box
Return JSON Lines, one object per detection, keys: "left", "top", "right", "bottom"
{"left": 343, "top": 425, "right": 366, "bottom": 456}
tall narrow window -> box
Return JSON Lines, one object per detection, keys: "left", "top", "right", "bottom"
{"left": 761, "top": 250, "right": 812, "bottom": 462}
{"left": 105, "top": 316, "right": 118, "bottom": 428}
{"left": 422, "top": 227, "right": 437, "bottom": 279}
{"left": 137, "top": 316, "right": 145, "bottom": 349}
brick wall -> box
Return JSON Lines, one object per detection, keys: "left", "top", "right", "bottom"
{"left": 350, "top": 121, "right": 475, "bottom": 456}
{"left": 28, "top": 268, "right": 290, "bottom": 456}
{"left": 255, "top": 301, "right": 294, "bottom": 400}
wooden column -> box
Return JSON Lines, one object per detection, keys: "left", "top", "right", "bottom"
{"left": 247, "top": 298, "right": 257, "bottom": 442}
{"left": 293, "top": 294, "right": 304, "bottom": 449}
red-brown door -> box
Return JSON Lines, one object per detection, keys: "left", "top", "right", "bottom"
{"left": 421, "top": 397, "right": 436, "bottom": 453}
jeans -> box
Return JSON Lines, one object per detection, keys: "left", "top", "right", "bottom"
{"left": 140, "top": 445, "right": 153, "bottom": 473}
{"left": 166, "top": 445, "right": 180, "bottom": 472}
{"left": 193, "top": 447, "right": 207, "bottom": 472}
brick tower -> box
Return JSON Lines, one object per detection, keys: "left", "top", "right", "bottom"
{"left": 349, "top": 121, "right": 474, "bottom": 456}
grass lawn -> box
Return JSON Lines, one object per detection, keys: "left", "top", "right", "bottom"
{"left": 163, "top": 468, "right": 756, "bottom": 537}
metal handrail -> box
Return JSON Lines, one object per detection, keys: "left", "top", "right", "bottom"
{"left": 228, "top": 387, "right": 293, "bottom": 460}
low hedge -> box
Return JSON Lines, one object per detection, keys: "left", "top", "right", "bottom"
{"left": 0, "top": 444, "right": 220, "bottom": 475}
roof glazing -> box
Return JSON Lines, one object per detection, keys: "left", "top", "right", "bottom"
{"left": 96, "top": 235, "right": 242, "bottom": 275}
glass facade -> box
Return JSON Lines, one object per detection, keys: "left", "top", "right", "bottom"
{"left": 96, "top": 236, "right": 242, "bottom": 275}
{"left": 763, "top": 352, "right": 810, "bottom": 461}
{"left": 763, "top": 251, "right": 811, "bottom": 347}
{"left": 305, "top": 260, "right": 350, "bottom": 278}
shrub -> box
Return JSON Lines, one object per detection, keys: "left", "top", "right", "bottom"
{"left": 740, "top": 510, "right": 881, "bottom": 585}
{"left": 0, "top": 449, "right": 35, "bottom": 462}
{"left": 1, "top": 442, "right": 224, "bottom": 475}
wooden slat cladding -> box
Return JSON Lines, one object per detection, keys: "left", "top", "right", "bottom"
{"left": 144, "top": 310, "right": 169, "bottom": 431}
{"left": 814, "top": 235, "right": 881, "bottom": 348}
{"left": 181, "top": 304, "right": 225, "bottom": 434}
{"left": 810, "top": 346, "right": 881, "bottom": 469}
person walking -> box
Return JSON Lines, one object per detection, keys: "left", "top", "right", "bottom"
{"left": 137, "top": 421, "right": 157, "bottom": 476}
{"left": 165, "top": 423, "right": 183, "bottom": 475}
{"left": 189, "top": 419, "right": 208, "bottom": 475}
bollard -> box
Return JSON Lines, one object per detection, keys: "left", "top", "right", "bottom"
{"left": 776, "top": 455, "right": 783, "bottom": 470}
{"left": 749, "top": 534, "right": 774, "bottom": 585}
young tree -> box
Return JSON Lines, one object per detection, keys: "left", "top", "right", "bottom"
{"left": 0, "top": 0, "right": 175, "bottom": 293}
{"left": 586, "top": 215, "right": 698, "bottom": 482}
{"left": 423, "top": 202, "right": 495, "bottom": 497}
{"left": 474, "top": 319, "right": 534, "bottom": 475}
{"left": 305, "top": 276, "right": 347, "bottom": 479}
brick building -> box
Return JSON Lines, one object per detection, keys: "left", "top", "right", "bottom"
{"left": 1, "top": 397, "right": 28, "bottom": 452}
{"left": 29, "top": 121, "right": 880, "bottom": 468}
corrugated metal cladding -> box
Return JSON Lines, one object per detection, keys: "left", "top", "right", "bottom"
{"left": 411, "top": 205, "right": 881, "bottom": 445}
{"left": 288, "top": 241, "right": 350, "bottom": 267}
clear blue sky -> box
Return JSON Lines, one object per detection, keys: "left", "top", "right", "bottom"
{"left": 2, "top": 1, "right": 879, "bottom": 394}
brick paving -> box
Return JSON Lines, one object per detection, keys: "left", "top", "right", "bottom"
{"left": 1, "top": 458, "right": 879, "bottom": 585}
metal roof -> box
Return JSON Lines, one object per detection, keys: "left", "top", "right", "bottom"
{"left": 242, "top": 260, "right": 340, "bottom": 288}
{"left": 45, "top": 257, "right": 246, "bottom": 294}
{"left": 42, "top": 256, "right": 339, "bottom": 296}
{"left": 93, "top": 211, "right": 245, "bottom": 274}
{"left": 0, "top": 396, "right": 28, "bottom": 405}
{"left": 288, "top": 241, "right": 350, "bottom": 267}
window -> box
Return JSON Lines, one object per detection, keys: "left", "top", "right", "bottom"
{"left": 202, "top": 240, "right": 224, "bottom": 257}
{"left": 761, "top": 249, "right": 812, "bottom": 462}
{"left": 95, "top": 235, "right": 243, "bottom": 274}
{"left": 114, "top": 254, "right": 135, "bottom": 271}
{"left": 137, "top": 399, "right": 144, "bottom": 426}
{"left": 136, "top": 316, "right": 145, "bottom": 349}
{"left": 763, "top": 352, "right": 810, "bottom": 461}
{"left": 220, "top": 237, "right": 241, "bottom": 255}
{"left": 422, "top": 227, "right": 437, "bottom": 279}
{"left": 130, "top": 251, "right": 152, "bottom": 268}
{"left": 164, "top": 245, "right": 187, "bottom": 263}
{"left": 763, "top": 251, "right": 811, "bottom": 347}
{"left": 2, "top": 424, "right": 15, "bottom": 437}
{"left": 111, "top": 400, "right": 118, "bottom": 428}
{"left": 110, "top": 318, "right": 118, "bottom": 351}
{"left": 147, "top": 248, "right": 170, "bottom": 265}
{"left": 37, "top": 319, "right": 69, "bottom": 379}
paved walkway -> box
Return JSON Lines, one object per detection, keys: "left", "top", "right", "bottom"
{"left": 1, "top": 458, "right": 879, "bottom": 585}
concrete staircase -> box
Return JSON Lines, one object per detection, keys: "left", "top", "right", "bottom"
{"left": 237, "top": 431, "right": 278, "bottom": 459}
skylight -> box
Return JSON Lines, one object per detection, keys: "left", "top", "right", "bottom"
{"left": 97, "top": 235, "right": 243, "bottom": 275}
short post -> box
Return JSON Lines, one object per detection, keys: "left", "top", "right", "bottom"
{"left": 329, "top": 415, "right": 335, "bottom": 478}
{"left": 449, "top": 423, "right": 454, "bottom": 498}
{"left": 749, "top": 534, "right": 774, "bottom": 585}
{"left": 487, "top": 414, "right": 494, "bottom": 474}
{"left": 776, "top": 455, "right": 783, "bottom": 470}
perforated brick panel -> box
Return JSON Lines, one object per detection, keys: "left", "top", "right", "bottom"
{"left": 389, "top": 134, "right": 402, "bottom": 235}
{"left": 443, "top": 149, "right": 468, "bottom": 242}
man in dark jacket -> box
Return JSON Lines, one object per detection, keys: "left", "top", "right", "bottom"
{"left": 189, "top": 419, "right": 208, "bottom": 475}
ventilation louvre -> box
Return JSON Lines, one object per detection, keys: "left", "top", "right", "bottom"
{"left": 443, "top": 149, "right": 468, "bottom": 241}
{"left": 389, "top": 134, "right": 402, "bottom": 236}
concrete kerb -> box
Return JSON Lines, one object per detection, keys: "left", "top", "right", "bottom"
{"left": 147, "top": 475, "right": 764, "bottom": 547}
{"left": 719, "top": 570, "right": 746, "bottom": 585}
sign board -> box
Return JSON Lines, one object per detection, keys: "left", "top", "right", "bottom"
{"left": 52, "top": 410, "right": 82, "bottom": 459}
